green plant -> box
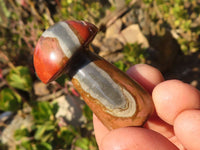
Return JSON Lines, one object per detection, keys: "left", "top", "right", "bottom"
{"left": 0, "top": 88, "right": 22, "bottom": 111}
{"left": 15, "top": 101, "right": 63, "bottom": 150}
{"left": 0, "top": 53, "right": 97, "bottom": 150}
{"left": 0, "top": 66, "right": 32, "bottom": 111}
{"left": 115, "top": 43, "right": 146, "bottom": 71}
{"left": 55, "top": 0, "right": 106, "bottom": 23}
{"left": 141, "top": 0, "right": 200, "bottom": 54}
{"left": 0, "top": 1, "right": 106, "bottom": 149}
{"left": 6, "top": 66, "right": 32, "bottom": 93}
{"left": 14, "top": 101, "right": 97, "bottom": 150}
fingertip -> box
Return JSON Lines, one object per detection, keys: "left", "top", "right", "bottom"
{"left": 152, "top": 80, "right": 200, "bottom": 125}
{"left": 126, "top": 64, "right": 164, "bottom": 93}
{"left": 174, "top": 109, "right": 200, "bottom": 150}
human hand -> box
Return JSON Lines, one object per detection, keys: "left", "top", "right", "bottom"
{"left": 93, "top": 64, "right": 200, "bottom": 150}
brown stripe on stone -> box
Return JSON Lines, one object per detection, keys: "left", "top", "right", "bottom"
{"left": 67, "top": 22, "right": 85, "bottom": 45}
{"left": 71, "top": 66, "right": 153, "bottom": 130}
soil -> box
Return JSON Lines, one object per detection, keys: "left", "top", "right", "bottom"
{"left": 163, "top": 51, "right": 200, "bottom": 90}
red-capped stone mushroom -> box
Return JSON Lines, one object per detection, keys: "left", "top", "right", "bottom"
{"left": 33, "top": 20, "right": 153, "bottom": 130}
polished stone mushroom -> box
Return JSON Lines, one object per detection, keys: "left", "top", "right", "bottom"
{"left": 33, "top": 20, "right": 154, "bottom": 130}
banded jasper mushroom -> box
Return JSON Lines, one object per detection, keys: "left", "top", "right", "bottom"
{"left": 33, "top": 20, "right": 154, "bottom": 130}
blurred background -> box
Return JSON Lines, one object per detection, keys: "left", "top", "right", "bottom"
{"left": 0, "top": 0, "right": 200, "bottom": 149}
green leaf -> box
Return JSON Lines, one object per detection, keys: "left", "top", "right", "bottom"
{"left": 34, "top": 123, "right": 55, "bottom": 142}
{"left": 6, "top": 66, "right": 32, "bottom": 92}
{"left": 41, "top": 132, "right": 54, "bottom": 143}
{"left": 36, "top": 142, "right": 52, "bottom": 150}
{"left": 51, "top": 102, "right": 59, "bottom": 116}
{"left": 34, "top": 125, "right": 47, "bottom": 140}
{"left": 0, "top": 88, "right": 22, "bottom": 111}
{"left": 58, "top": 126, "right": 76, "bottom": 146}
{"left": 32, "top": 102, "right": 57, "bottom": 123}
{"left": 83, "top": 105, "right": 93, "bottom": 121}
{"left": 14, "top": 128, "right": 30, "bottom": 141}
{"left": 0, "top": 0, "right": 11, "bottom": 18}
{"left": 75, "top": 138, "right": 90, "bottom": 150}
{"left": 114, "top": 43, "right": 146, "bottom": 72}
{"left": 16, "top": 141, "right": 33, "bottom": 150}
{"left": 114, "top": 61, "right": 127, "bottom": 72}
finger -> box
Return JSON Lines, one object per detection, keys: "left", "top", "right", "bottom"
{"left": 94, "top": 64, "right": 164, "bottom": 146}
{"left": 93, "top": 114, "right": 109, "bottom": 147}
{"left": 126, "top": 64, "right": 164, "bottom": 93}
{"left": 144, "top": 115, "right": 185, "bottom": 149}
{"left": 152, "top": 80, "right": 200, "bottom": 125}
{"left": 174, "top": 109, "right": 200, "bottom": 150}
{"left": 101, "top": 127, "right": 179, "bottom": 150}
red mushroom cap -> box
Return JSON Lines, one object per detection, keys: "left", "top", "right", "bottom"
{"left": 33, "top": 20, "right": 98, "bottom": 83}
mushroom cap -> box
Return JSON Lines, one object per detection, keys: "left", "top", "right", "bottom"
{"left": 33, "top": 20, "right": 98, "bottom": 83}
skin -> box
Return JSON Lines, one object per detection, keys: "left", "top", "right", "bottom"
{"left": 93, "top": 64, "right": 200, "bottom": 150}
